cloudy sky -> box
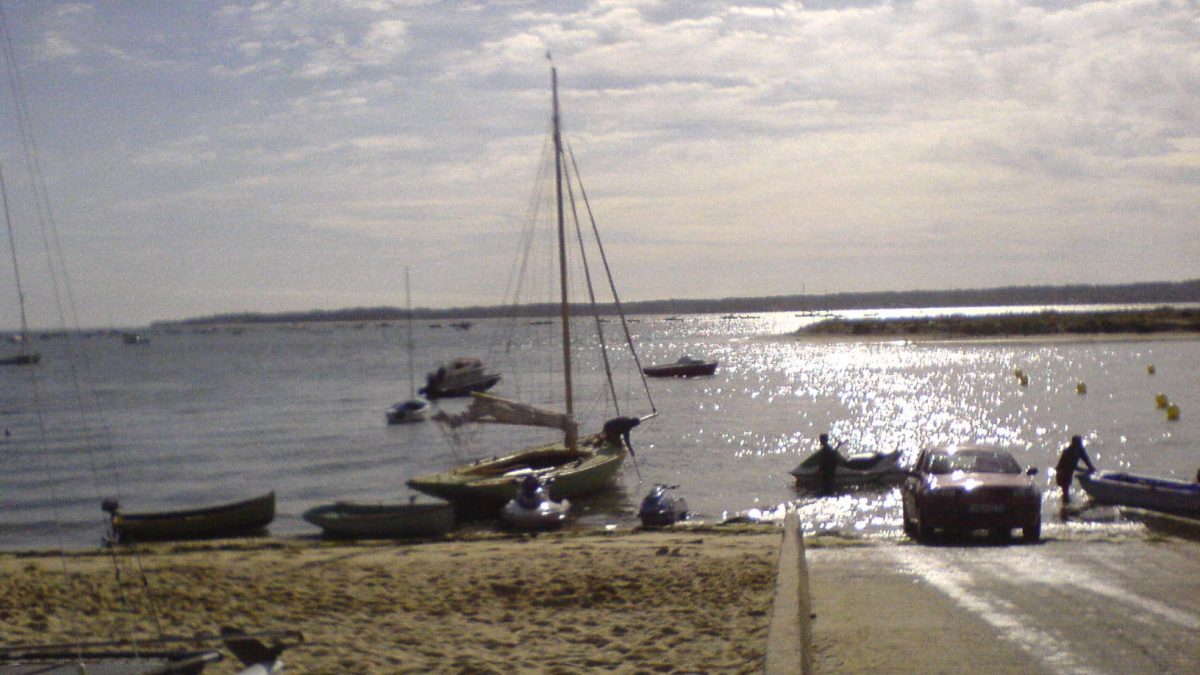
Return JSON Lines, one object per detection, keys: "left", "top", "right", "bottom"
{"left": 0, "top": 0, "right": 1196, "bottom": 329}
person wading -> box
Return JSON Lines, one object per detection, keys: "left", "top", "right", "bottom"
{"left": 1055, "top": 435, "right": 1096, "bottom": 504}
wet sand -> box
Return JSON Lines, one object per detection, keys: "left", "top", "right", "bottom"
{"left": 0, "top": 527, "right": 777, "bottom": 674}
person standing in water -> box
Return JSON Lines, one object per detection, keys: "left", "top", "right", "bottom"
{"left": 1055, "top": 435, "right": 1096, "bottom": 504}
{"left": 816, "top": 433, "right": 843, "bottom": 496}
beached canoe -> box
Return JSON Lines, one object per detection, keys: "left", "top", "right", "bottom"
{"left": 1077, "top": 471, "right": 1200, "bottom": 517}
{"left": 102, "top": 492, "right": 276, "bottom": 543}
{"left": 302, "top": 500, "right": 454, "bottom": 539}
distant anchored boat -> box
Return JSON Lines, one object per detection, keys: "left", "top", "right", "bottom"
{"left": 643, "top": 355, "right": 718, "bottom": 378}
{"left": 419, "top": 357, "right": 501, "bottom": 399}
{"left": 0, "top": 351, "right": 39, "bottom": 366}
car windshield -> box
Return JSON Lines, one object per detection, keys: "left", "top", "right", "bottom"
{"left": 925, "top": 449, "right": 1022, "bottom": 475}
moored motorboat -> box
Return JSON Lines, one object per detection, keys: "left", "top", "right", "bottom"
{"left": 302, "top": 498, "right": 454, "bottom": 539}
{"left": 386, "top": 398, "right": 429, "bottom": 424}
{"left": 102, "top": 492, "right": 276, "bottom": 543}
{"left": 500, "top": 475, "right": 570, "bottom": 531}
{"left": 642, "top": 355, "right": 718, "bottom": 378}
{"left": 789, "top": 449, "right": 905, "bottom": 488}
{"left": 638, "top": 484, "right": 689, "bottom": 527}
{"left": 1077, "top": 470, "right": 1200, "bottom": 517}
{"left": 418, "top": 357, "right": 501, "bottom": 399}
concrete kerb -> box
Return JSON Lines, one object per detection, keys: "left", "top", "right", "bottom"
{"left": 765, "top": 510, "right": 814, "bottom": 674}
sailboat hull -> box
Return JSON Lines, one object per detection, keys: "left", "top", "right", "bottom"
{"left": 406, "top": 434, "right": 626, "bottom": 511}
{"left": 0, "top": 353, "right": 39, "bottom": 366}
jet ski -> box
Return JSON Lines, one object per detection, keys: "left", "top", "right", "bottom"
{"left": 500, "top": 474, "right": 570, "bottom": 531}
{"left": 789, "top": 448, "right": 905, "bottom": 488}
{"left": 638, "top": 484, "right": 689, "bottom": 528}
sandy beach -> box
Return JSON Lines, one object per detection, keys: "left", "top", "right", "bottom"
{"left": 0, "top": 526, "right": 778, "bottom": 674}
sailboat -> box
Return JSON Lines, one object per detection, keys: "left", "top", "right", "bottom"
{"left": 1, "top": 163, "right": 40, "bottom": 367}
{"left": 385, "top": 267, "right": 429, "bottom": 424}
{"left": 406, "top": 64, "right": 656, "bottom": 511}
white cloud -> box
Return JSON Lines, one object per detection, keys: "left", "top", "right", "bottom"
{"left": 3, "top": 0, "right": 1198, "bottom": 327}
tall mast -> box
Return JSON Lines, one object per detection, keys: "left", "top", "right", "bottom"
{"left": 552, "top": 66, "right": 576, "bottom": 448}
{"left": 0, "top": 162, "right": 32, "bottom": 347}
{"left": 404, "top": 266, "right": 416, "bottom": 399}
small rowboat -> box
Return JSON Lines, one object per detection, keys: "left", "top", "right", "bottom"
{"left": 1077, "top": 471, "right": 1200, "bottom": 517}
{"left": 642, "top": 356, "right": 718, "bottom": 378}
{"left": 302, "top": 499, "right": 454, "bottom": 539}
{"left": 102, "top": 492, "right": 276, "bottom": 543}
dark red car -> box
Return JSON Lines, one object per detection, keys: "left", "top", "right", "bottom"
{"left": 901, "top": 444, "right": 1042, "bottom": 542}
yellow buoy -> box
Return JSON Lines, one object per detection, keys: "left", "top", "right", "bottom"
{"left": 1155, "top": 393, "right": 1169, "bottom": 409}
{"left": 1166, "top": 404, "right": 1180, "bottom": 421}
{"left": 1147, "top": 364, "right": 1156, "bottom": 375}
{"left": 1076, "top": 382, "right": 1087, "bottom": 395}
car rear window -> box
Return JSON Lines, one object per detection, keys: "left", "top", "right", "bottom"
{"left": 926, "top": 450, "right": 1021, "bottom": 475}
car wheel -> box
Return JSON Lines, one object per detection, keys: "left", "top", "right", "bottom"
{"left": 902, "top": 502, "right": 917, "bottom": 538}
{"left": 1022, "top": 517, "right": 1041, "bottom": 542}
{"left": 912, "top": 508, "right": 931, "bottom": 542}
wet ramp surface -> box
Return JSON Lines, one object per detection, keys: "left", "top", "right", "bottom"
{"left": 806, "top": 535, "right": 1199, "bottom": 674}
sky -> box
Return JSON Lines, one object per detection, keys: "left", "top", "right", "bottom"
{"left": 0, "top": 0, "right": 1197, "bottom": 330}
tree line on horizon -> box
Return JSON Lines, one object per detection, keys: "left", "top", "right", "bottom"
{"left": 159, "top": 278, "right": 1200, "bottom": 327}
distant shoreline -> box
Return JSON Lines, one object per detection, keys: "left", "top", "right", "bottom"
{"left": 796, "top": 307, "right": 1200, "bottom": 339}
{"left": 148, "top": 278, "right": 1200, "bottom": 329}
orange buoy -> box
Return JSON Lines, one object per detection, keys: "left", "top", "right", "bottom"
{"left": 1155, "top": 393, "right": 1169, "bottom": 409}
{"left": 1018, "top": 374, "right": 1029, "bottom": 387}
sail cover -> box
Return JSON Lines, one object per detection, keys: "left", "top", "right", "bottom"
{"left": 436, "top": 392, "right": 578, "bottom": 436}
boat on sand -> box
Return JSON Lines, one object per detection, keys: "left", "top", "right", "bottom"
{"left": 1078, "top": 470, "right": 1200, "bottom": 517}
{"left": 102, "top": 492, "right": 276, "bottom": 543}
{"left": 303, "top": 499, "right": 454, "bottom": 539}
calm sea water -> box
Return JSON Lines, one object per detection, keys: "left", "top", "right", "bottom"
{"left": 2, "top": 305, "right": 1198, "bottom": 550}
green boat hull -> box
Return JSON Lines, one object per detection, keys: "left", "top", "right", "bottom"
{"left": 406, "top": 434, "right": 626, "bottom": 510}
